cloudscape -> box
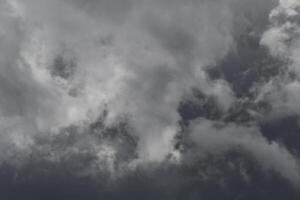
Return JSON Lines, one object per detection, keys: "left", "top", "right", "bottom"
{"left": 1, "top": 0, "right": 300, "bottom": 199}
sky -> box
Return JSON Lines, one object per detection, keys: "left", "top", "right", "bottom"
{"left": 1, "top": 0, "right": 300, "bottom": 199}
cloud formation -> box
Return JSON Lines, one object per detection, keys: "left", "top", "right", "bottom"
{"left": 259, "top": 0, "right": 300, "bottom": 118}
{"left": 188, "top": 118, "right": 300, "bottom": 188}
{"left": 0, "top": 0, "right": 237, "bottom": 163}
{"left": 1, "top": 0, "right": 300, "bottom": 198}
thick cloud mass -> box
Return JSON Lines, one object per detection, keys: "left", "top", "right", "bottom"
{"left": 1, "top": 0, "right": 300, "bottom": 199}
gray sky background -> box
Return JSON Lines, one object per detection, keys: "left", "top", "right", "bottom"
{"left": 1, "top": 0, "right": 300, "bottom": 199}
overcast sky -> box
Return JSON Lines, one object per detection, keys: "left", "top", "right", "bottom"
{"left": 1, "top": 0, "right": 300, "bottom": 199}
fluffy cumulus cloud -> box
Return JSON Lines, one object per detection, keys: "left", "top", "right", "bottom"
{"left": 1, "top": 0, "right": 300, "bottom": 199}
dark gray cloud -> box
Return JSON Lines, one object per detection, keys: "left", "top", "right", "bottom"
{"left": 1, "top": 0, "right": 300, "bottom": 199}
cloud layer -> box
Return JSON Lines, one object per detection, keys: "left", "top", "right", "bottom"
{"left": 1, "top": 0, "right": 300, "bottom": 199}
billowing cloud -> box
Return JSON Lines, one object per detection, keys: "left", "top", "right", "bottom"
{"left": 1, "top": 0, "right": 300, "bottom": 199}
{"left": 259, "top": 0, "right": 300, "bottom": 119}
{"left": 0, "top": 0, "right": 237, "bottom": 164}
{"left": 188, "top": 118, "right": 300, "bottom": 188}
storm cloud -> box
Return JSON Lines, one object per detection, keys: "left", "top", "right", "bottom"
{"left": 0, "top": 0, "right": 300, "bottom": 199}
